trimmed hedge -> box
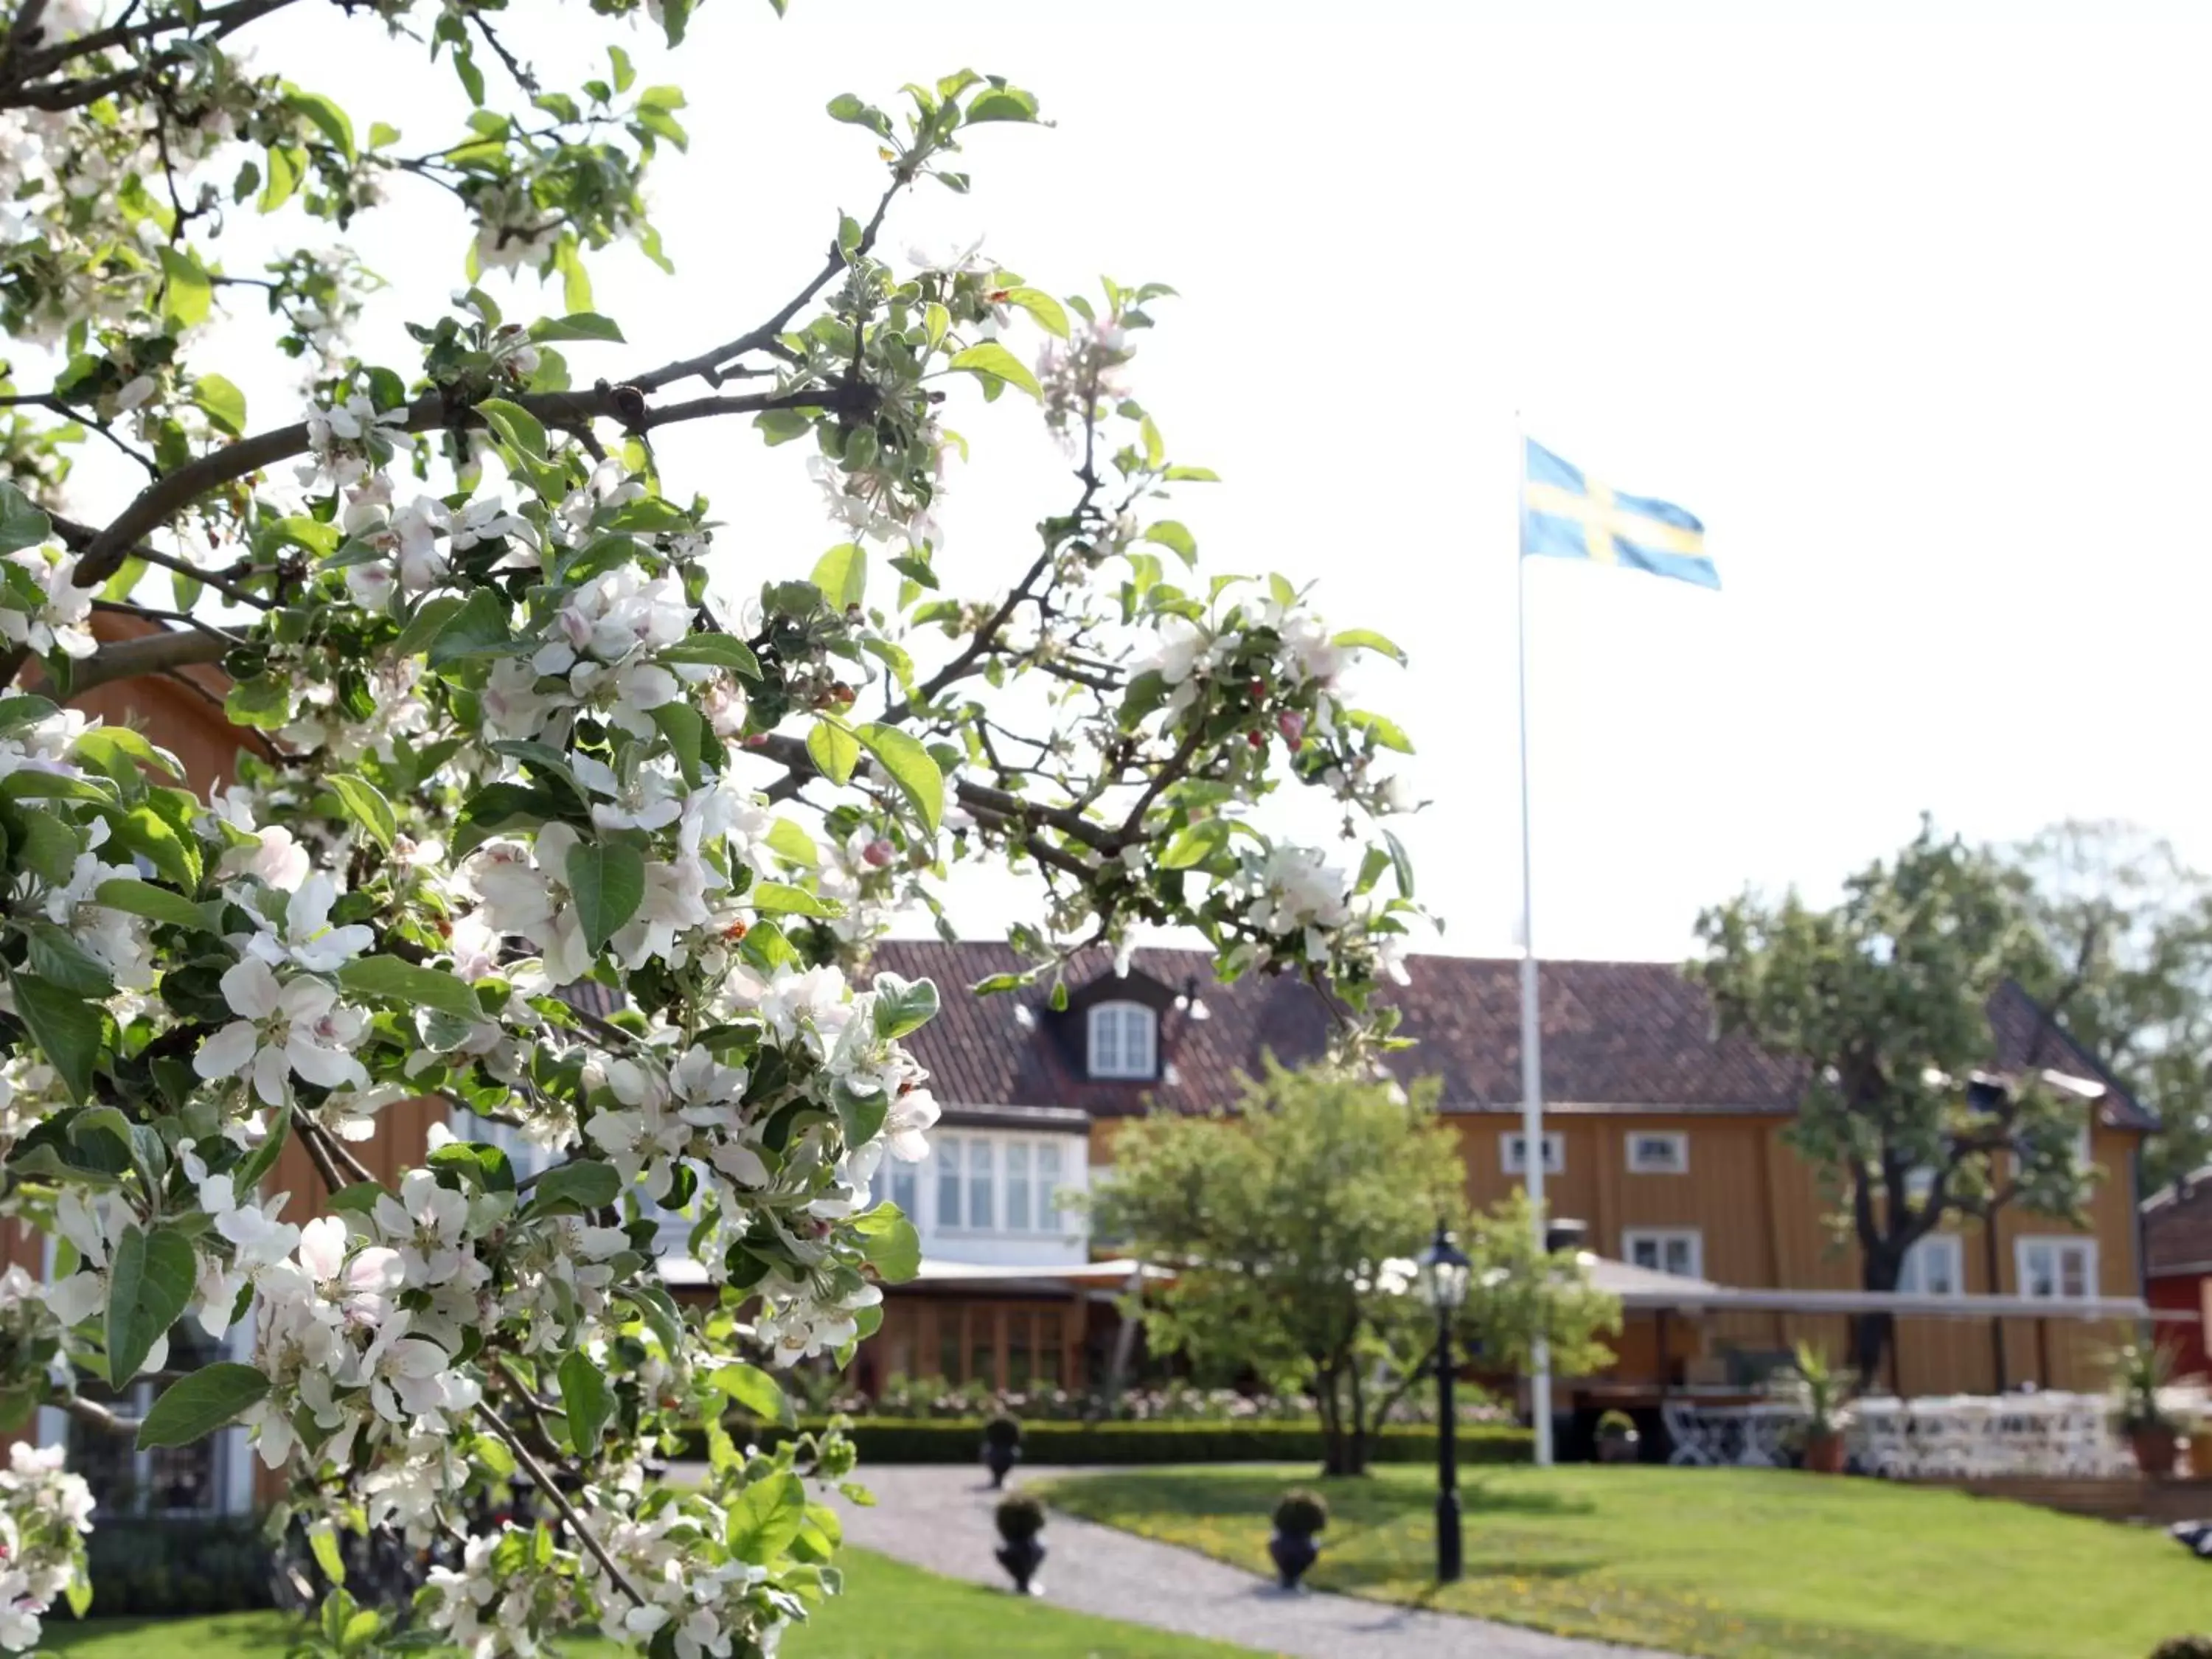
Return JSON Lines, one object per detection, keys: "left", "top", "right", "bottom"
{"left": 81, "top": 1514, "right": 277, "bottom": 1617}
{"left": 681, "top": 1416, "right": 1534, "bottom": 1466}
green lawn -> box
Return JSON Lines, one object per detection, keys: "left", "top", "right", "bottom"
{"left": 1034, "top": 1464, "right": 2212, "bottom": 1659}
{"left": 38, "top": 1546, "right": 1266, "bottom": 1658}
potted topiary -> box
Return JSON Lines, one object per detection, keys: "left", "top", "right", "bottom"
{"left": 1594, "top": 1410, "right": 1641, "bottom": 1465}
{"left": 1267, "top": 1489, "right": 1328, "bottom": 1590}
{"left": 2186, "top": 1414, "right": 2212, "bottom": 1481}
{"left": 994, "top": 1493, "right": 1047, "bottom": 1595}
{"left": 982, "top": 1413, "right": 1023, "bottom": 1489}
{"left": 2110, "top": 1340, "right": 2187, "bottom": 1478}
{"left": 1778, "top": 1341, "right": 1854, "bottom": 1474}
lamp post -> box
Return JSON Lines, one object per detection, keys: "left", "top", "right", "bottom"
{"left": 1415, "top": 1221, "right": 1472, "bottom": 1584}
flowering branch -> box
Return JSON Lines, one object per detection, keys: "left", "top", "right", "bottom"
{"left": 470, "top": 1399, "right": 648, "bottom": 1611}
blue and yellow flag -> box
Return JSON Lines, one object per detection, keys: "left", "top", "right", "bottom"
{"left": 1520, "top": 439, "right": 1718, "bottom": 591}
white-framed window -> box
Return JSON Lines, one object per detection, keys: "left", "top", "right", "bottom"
{"left": 1088, "top": 1001, "right": 1158, "bottom": 1079}
{"left": 1896, "top": 1234, "right": 1964, "bottom": 1298}
{"left": 1623, "top": 1228, "right": 1703, "bottom": 1280}
{"left": 1500, "top": 1130, "right": 1565, "bottom": 1177}
{"left": 885, "top": 1158, "right": 919, "bottom": 1217}
{"left": 928, "top": 1132, "right": 1080, "bottom": 1234}
{"left": 1625, "top": 1130, "right": 1688, "bottom": 1175}
{"left": 2017, "top": 1236, "right": 2098, "bottom": 1302}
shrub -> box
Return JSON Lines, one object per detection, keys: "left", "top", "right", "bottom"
{"left": 2149, "top": 1640, "right": 2212, "bottom": 1659}
{"left": 76, "top": 1515, "right": 276, "bottom": 1618}
{"left": 1272, "top": 1489, "right": 1328, "bottom": 1536}
{"left": 995, "top": 1494, "right": 1047, "bottom": 1543}
{"left": 984, "top": 1414, "right": 1023, "bottom": 1450}
{"left": 680, "top": 1416, "right": 1532, "bottom": 1466}
{"left": 1596, "top": 1411, "right": 1638, "bottom": 1439}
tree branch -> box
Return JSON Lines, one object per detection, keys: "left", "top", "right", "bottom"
{"left": 47, "top": 1390, "right": 141, "bottom": 1437}
{"left": 471, "top": 1399, "right": 648, "bottom": 1610}
{"left": 42, "top": 625, "right": 229, "bottom": 695}
{"left": 631, "top": 175, "right": 907, "bottom": 393}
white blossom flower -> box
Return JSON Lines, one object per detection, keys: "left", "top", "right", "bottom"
{"left": 193, "top": 958, "right": 370, "bottom": 1105}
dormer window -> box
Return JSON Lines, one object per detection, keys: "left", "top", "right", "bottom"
{"left": 1088, "top": 1000, "right": 1157, "bottom": 1079}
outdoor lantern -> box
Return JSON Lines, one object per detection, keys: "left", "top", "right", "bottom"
{"left": 1416, "top": 1225, "right": 1472, "bottom": 1312}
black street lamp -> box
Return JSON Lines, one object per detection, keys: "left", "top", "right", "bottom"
{"left": 1414, "top": 1221, "right": 1472, "bottom": 1585}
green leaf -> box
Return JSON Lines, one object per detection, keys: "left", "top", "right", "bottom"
{"left": 392, "top": 595, "right": 465, "bottom": 658}
{"left": 658, "top": 0, "right": 694, "bottom": 44}
{"left": 856, "top": 723, "right": 945, "bottom": 833}
{"left": 806, "top": 718, "right": 859, "bottom": 787}
{"left": 727, "top": 1472, "right": 807, "bottom": 1565}
{"left": 765, "top": 818, "right": 818, "bottom": 867}
{"left": 10, "top": 970, "right": 103, "bottom": 1101}
{"left": 92, "top": 879, "right": 212, "bottom": 932}
{"left": 557, "top": 1348, "right": 613, "bottom": 1457}
{"left": 18, "top": 809, "right": 78, "bottom": 886}
{"left": 527, "top": 313, "right": 626, "bottom": 344}
{"left": 136, "top": 1363, "right": 270, "bottom": 1450}
{"left": 105, "top": 1224, "right": 195, "bottom": 1385}
{"left": 658, "top": 634, "right": 762, "bottom": 679}
{"left": 748, "top": 881, "right": 843, "bottom": 918}
{"left": 335, "top": 957, "right": 483, "bottom": 1023}
{"left": 191, "top": 375, "right": 247, "bottom": 437}
{"left": 1160, "top": 820, "right": 1227, "bottom": 870}
{"left": 72, "top": 725, "right": 179, "bottom": 784}
{"left": 1384, "top": 828, "right": 1415, "bottom": 900}
{"left": 567, "top": 841, "right": 645, "bottom": 953}
{"left": 554, "top": 237, "right": 595, "bottom": 310}
{"left": 1001, "top": 286, "right": 1070, "bottom": 339}
{"left": 326, "top": 774, "right": 398, "bottom": 851}
{"left": 851, "top": 1202, "right": 922, "bottom": 1283}
{"left": 473, "top": 396, "right": 549, "bottom": 462}
{"left": 947, "top": 341, "right": 1041, "bottom": 401}
{"left": 224, "top": 674, "right": 292, "bottom": 731}
{"left": 1143, "top": 521, "right": 1197, "bottom": 565}
{"left": 115, "top": 802, "right": 200, "bottom": 892}
{"left": 869, "top": 972, "right": 939, "bottom": 1040}
{"left": 810, "top": 543, "right": 866, "bottom": 609}
{"left": 524, "top": 1159, "right": 622, "bottom": 1219}
{"left": 1164, "top": 465, "right": 1221, "bottom": 484}
{"left": 28, "top": 924, "right": 115, "bottom": 998}
{"left": 0, "top": 483, "right": 49, "bottom": 555}
{"left": 425, "top": 588, "right": 514, "bottom": 668}
{"left": 157, "top": 248, "right": 212, "bottom": 328}
{"left": 257, "top": 144, "right": 300, "bottom": 212}
{"left": 1333, "top": 627, "right": 1408, "bottom": 664}
{"left": 0, "top": 692, "right": 58, "bottom": 731}
{"left": 709, "top": 1361, "right": 795, "bottom": 1427}
{"left": 309, "top": 1520, "right": 347, "bottom": 1586}
{"left": 286, "top": 89, "right": 357, "bottom": 161}
{"left": 964, "top": 87, "right": 1041, "bottom": 124}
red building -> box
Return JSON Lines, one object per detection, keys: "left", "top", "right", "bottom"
{"left": 2144, "top": 1173, "right": 2212, "bottom": 1378}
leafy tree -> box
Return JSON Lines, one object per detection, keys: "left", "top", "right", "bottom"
{"left": 1095, "top": 1065, "right": 1617, "bottom": 1476}
{"left": 0, "top": 4, "right": 1424, "bottom": 1652}
{"left": 2008, "top": 820, "right": 2212, "bottom": 1192}
{"left": 1691, "top": 818, "right": 2098, "bottom": 1378}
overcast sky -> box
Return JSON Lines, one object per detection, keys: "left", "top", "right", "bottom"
{"left": 159, "top": 1, "right": 2212, "bottom": 961}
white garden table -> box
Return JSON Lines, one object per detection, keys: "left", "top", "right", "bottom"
{"left": 1663, "top": 1391, "right": 2150, "bottom": 1476}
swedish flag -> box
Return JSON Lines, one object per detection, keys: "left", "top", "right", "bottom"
{"left": 1520, "top": 439, "right": 1718, "bottom": 591}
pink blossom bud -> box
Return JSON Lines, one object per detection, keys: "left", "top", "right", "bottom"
{"left": 1277, "top": 710, "right": 1306, "bottom": 748}
{"left": 863, "top": 837, "right": 896, "bottom": 868}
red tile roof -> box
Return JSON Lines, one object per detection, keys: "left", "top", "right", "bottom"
{"left": 863, "top": 943, "right": 2155, "bottom": 1130}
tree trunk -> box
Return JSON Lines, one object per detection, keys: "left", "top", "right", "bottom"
{"left": 1854, "top": 1250, "right": 1903, "bottom": 1382}
{"left": 1316, "top": 1366, "right": 1352, "bottom": 1476}
{"left": 1343, "top": 1358, "right": 1371, "bottom": 1477}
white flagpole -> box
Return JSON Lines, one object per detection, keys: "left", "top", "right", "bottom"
{"left": 1514, "top": 414, "right": 1554, "bottom": 1469}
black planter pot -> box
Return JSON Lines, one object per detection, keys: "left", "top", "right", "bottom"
{"left": 1268, "top": 1529, "right": 1319, "bottom": 1590}
{"left": 983, "top": 1442, "right": 1020, "bottom": 1488}
{"left": 995, "top": 1534, "right": 1046, "bottom": 1594}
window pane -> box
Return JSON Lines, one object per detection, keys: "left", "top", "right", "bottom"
{"left": 1126, "top": 1006, "right": 1155, "bottom": 1074}
{"left": 1006, "top": 1144, "right": 1032, "bottom": 1233}
{"left": 1630, "top": 1237, "right": 1659, "bottom": 1270}
{"left": 1037, "top": 1142, "right": 1064, "bottom": 1228}
{"left": 969, "top": 1139, "right": 995, "bottom": 1229}
{"left": 936, "top": 1137, "right": 961, "bottom": 1230}
{"left": 1092, "top": 1008, "right": 1119, "bottom": 1074}
{"left": 891, "top": 1162, "right": 917, "bottom": 1217}
{"left": 2024, "top": 1244, "right": 2054, "bottom": 1298}
{"left": 1037, "top": 1314, "right": 1063, "bottom": 1385}
{"left": 1664, "top": 1237, "right": 1692, "bottom": 1277}
{"left": 1008, "top": 1312, "right": 1033, "bottom": 1389}
{"left": 937, "top": 1312, "right": 961, "bottom": 1382}
{"left": 2061, "top": 1247, "right": 2090, "bottom": 1299}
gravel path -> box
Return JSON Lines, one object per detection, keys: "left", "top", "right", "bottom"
{"left": 824, "top": 1463, "right": 1683, "bottom": 1659}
